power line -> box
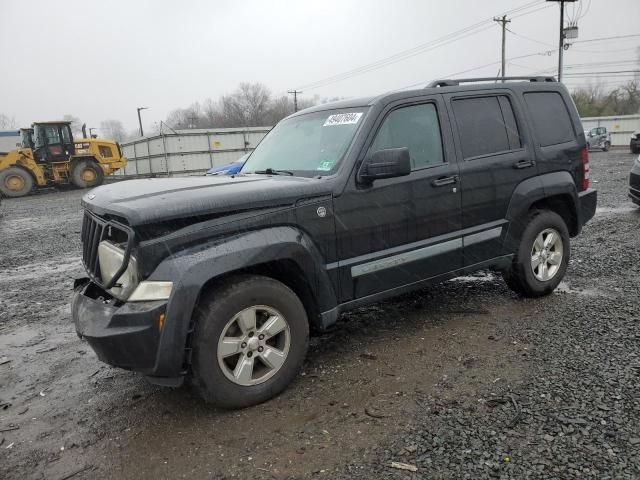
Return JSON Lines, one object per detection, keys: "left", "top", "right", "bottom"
{"left": 390, "top": 48, "right": 558, "bottom": 92}
{"left": 562, "top": 70, "right": 640, "bottom": 76}
{"left": 573, "top": 34, "right": 640, "bottom": 44}
{"left": 506, "top": 28, "right": 556, "bottom": 48}
{"left": 509, "top": 2, "right": 554, "bottom": 19}
{"left": 532, "top": 60, "right": 640, "bottom": 75}
{"left": 293, "top": 0, "right": 548, "bottom": 91}
{"left": 569, "top": 45, "right": 640, "bottom": 54}
{"left": 295, "top": 23, "right": 496, "bottom": 91}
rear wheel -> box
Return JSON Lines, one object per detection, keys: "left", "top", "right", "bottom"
{"left": 190, "top": 275, "right": 309, "bottom": 408}
{"left": 0, "top": 166, "right": 34, "bottom": 198}
{"left": 71, "top": 159, "right": 104, "bottom": 189}
{"left": 503, "top": 210, "right": 570, "bottom": 297}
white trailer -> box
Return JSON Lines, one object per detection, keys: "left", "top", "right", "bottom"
{"left": 0, "top": 130, "right": 20, "bottom": 152}
{"left": 581, "top": 114, "right": 640, "bottom": 147}
{"left": 118, "top": 126, "right": 271, "bottom": 177}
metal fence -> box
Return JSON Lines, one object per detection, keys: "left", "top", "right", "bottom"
{"left": 115, "top": 114, "right": 639, "bottom": 179}
{"left": 117, "top": 126, "right": 271, "bottom": 177}
{"left": 581, "top": 114, "right": 639, "bottom": 147}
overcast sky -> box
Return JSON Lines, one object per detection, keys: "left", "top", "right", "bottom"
{"left": 1, "top": 0, "right": 638, "bottom": 132}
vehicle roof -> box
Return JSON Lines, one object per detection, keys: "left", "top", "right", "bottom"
{"left": 32, "top": 121, "right": 72, "bottom": 125}
{"left": 295, "top": 79, "right": 566, "bottom": 116}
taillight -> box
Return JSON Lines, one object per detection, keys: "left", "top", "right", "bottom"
{"left": 581, "top": 146, "right": 589, "bottom": 190}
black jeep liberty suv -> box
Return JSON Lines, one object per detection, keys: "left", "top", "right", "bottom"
{"left": 73, "top": 76, "right": 597, "bottom": 408}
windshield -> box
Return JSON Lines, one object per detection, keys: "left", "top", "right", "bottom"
{"left": 241, "top": 108, "right": 367, "bottom": 177}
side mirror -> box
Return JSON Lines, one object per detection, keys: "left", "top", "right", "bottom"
{"left": 357, "top": 147, "right": 411, "bottom": 184}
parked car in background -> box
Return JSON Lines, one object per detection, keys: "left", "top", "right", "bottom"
{"left": 205, "top": 153, "right": 249, "bottom": 175}
{"left": 586, "top": 126, "right": 611, "bottom": 152}
{"left": 630, "top": 155, "right": 640, "bottom": 206}
{"left": 630, "top": 131, "right": 640, "bottom": 154}
{"left": 73, "top": 76, "right": 596, "bottom": 408}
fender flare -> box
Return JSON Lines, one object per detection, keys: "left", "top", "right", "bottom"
{"left": 147, "top": 226, "right": 337, "bottom": 376}
{"left": 503, "top": 171, "right": 579, "bottom": 252}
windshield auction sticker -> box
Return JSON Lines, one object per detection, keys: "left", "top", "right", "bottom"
{"left": 323, "top": 112, "right": 363, "bottom": 127}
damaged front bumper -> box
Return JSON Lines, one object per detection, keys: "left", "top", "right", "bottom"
{"left": 72, "top": 280, "right": 183, "bottom": 386}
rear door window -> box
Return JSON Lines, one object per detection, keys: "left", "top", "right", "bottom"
{"left": 524, "top": 92, "right": 575, "bottom": 146}
{"left": 452, "top": 95, "right": 521, "bottom": 159}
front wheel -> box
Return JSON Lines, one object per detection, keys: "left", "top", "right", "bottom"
{"left": 603, "top": 141, "right": 610, "bottom": 152}
{"left": 0, "top": 166, "right": 34, "bottom": 198}
{"left": 190, "top": 275, "right": 309, "bottom": 408}
{"left": 70, "top": 159, "right": 104, "bottom": 188}
{"left": 503, "top": 210, "right": 570, "bottom": 297}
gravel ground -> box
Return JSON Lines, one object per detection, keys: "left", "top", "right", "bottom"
{"left": 0, "top": 150, "right": 638, "bottom": 479}
{"left": 337, "top": 150, "right": 640, "bottom": 480}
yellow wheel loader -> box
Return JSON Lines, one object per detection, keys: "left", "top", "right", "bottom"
{"left": 0, "top": 121, "right": 127, "bottom": 198}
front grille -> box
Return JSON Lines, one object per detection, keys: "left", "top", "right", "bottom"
{"left": 630, "top": 171, "right": 640, "bottom": 191}
{"left": 81, "top": 210, "right": 134, "bottom": 288}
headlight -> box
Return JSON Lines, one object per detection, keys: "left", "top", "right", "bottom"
{"left": 632, "top": 134, "right": 638, "bottom": 140}
{"left": 128, "top": 281, "right": 173, "bottom": 302}
{"left": 98, "top": 241, "right": 138, "bottom": 299}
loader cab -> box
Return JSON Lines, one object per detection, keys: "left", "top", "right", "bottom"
{"left": 33, "top": 121, "right": 75, "bottom": 163}
{"left": 20, "top": 128, "right": 34, "bottom": 149}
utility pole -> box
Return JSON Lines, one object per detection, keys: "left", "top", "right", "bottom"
{"left": 546, "top": 0, "right": 577, "bottom": 82}
{"left": 558, "top": 0, "right": 565, "bottom": 82}
{"left": 288, "top": 90, "right": 302, "bottom": 112}
{"left": 493, "top": 15, "right": 510, "bottom": 81}
{"left": 137, "top": 106, "right": 148, "bottom": 137}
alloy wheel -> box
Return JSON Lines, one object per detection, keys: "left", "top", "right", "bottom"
{"left": 530, "top": 227, "right": 563, "bottom": 281}
{"left": 217, "top": 305, "right": 291, "bottom": 386}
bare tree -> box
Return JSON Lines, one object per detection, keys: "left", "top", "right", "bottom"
{"left": 166, "top": 102, "right": 206, "bottom": 129}
{"left": 0, "top": 114, "right": 18, "bottom": 129}
{"left": 162, "top": 82, "right": 332, "bottom": 129}
{"left": 219, "top": 83, "right": 272, "bottom": 127}
{"left": 62, "top": 114, "right": 83, "bottom": 135}
{"left": 571, "top": 80, "right": 640, "bottom": 117}
{"left": 99, "top": 119, "right": 127, "bottom": 142}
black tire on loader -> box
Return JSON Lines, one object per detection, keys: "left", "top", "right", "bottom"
{"left": 71, "top": 159, "right": 104, "bottom": 189}
{"left": 0, "top": 166, "right": 34, "bottom": 198}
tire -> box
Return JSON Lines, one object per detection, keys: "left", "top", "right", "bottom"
{"left": 502, "top": 210, "right": 570, "bottom": 298}
{"left": 0, "top": 166, "right": 34, "bottom": 198}
{"left": 190, "top": 275, "right": 309, "bottom": 408}
{"left": 71, "top": 159, "right": 104, "bottom": 189}
{"left": 603, "top": 141, "right": 610, "bottom": 152}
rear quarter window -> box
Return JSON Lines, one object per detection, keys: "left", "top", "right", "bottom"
{"left": 524, "top": 91, "right": 576, "bottom": 146}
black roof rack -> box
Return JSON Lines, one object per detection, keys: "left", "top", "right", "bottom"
{"left": 426, "top": 76, "right": 556, "bottom": 88}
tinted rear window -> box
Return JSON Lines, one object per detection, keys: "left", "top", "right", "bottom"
{"left": 524, "top": 92, "right": 575, "bottom": 146}
{"left": 452, "top": 96, "right": 521, "bottom": 159}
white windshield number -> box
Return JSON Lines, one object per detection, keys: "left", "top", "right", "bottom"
{"left": 323, "top": 112, "right": 363, "bottom": 127}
